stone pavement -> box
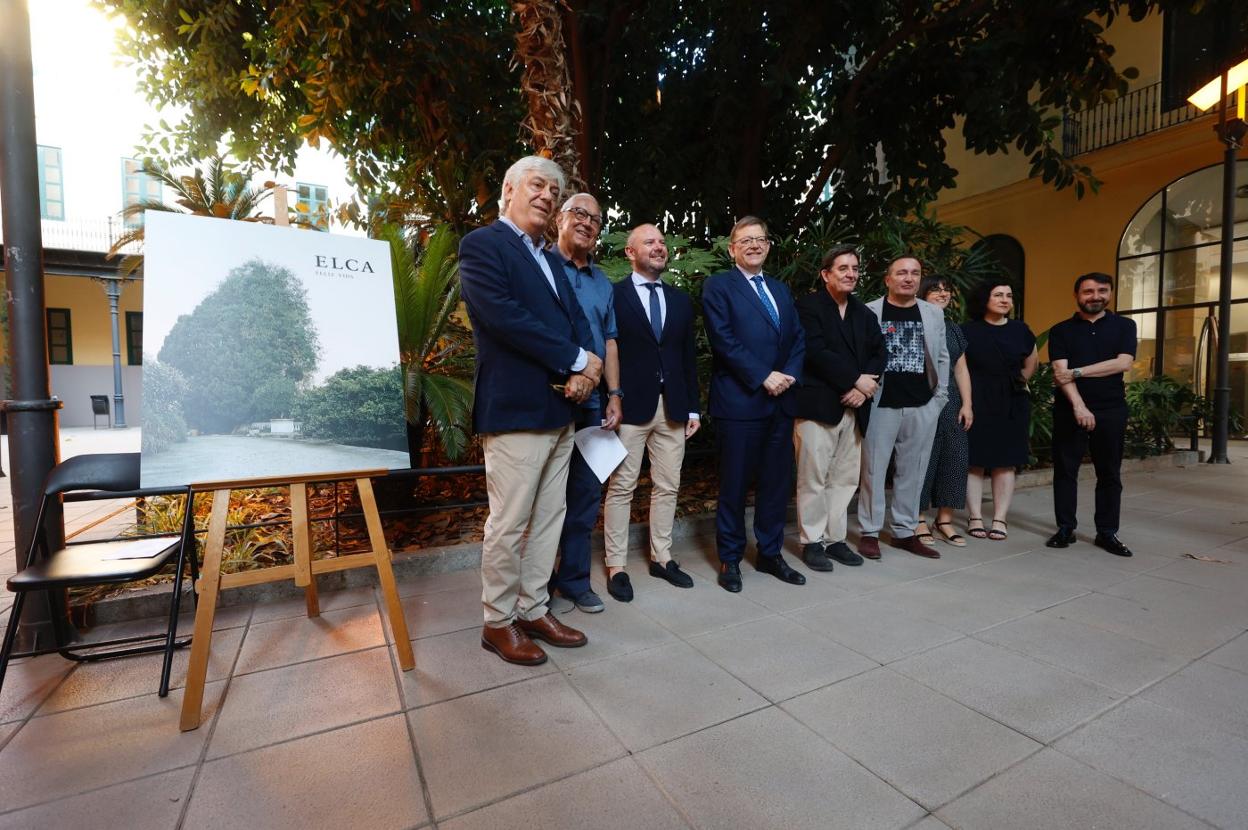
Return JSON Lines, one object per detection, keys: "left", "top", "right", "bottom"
{"left": 0, "top": 436, "right": 1246, "bottom": 828}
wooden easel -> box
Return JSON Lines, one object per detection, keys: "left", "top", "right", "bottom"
{"left": 178, "top": 472, "right": 415, "bottom": 731}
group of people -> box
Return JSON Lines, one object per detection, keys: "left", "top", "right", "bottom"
{"left": 459, "top": 155, "right": 1138, "bottom": 666}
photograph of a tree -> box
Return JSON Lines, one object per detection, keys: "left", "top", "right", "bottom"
{"left": 158, "top": 258, "right": 319, "bottom": 434}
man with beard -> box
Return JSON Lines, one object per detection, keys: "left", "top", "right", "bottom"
{"left": 1045, "top": 272, "right": 1138, "bottom": 557}
{"left": 458, "top": 156, "right": 598, "bottom": 665}
{"left": 601, "top": 224, "right": 701, "bottom": 601}
{"left": 702, "top": 216, "right": 806, "bottom": 593}
{"left": 549, "top": 192, "right": 621, "bottom": 614}
{"left": 793, "top": 245, "right": 886, "bottom": 571}
{"left": 858, "top": 255, "right": 948, "bottom": 560}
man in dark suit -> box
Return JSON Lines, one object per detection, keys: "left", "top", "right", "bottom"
{"left": 702, "top": 216, "right": 807, "bottom": 593}
{"left": 458, "top": 156, "right": 599, "bottom": 665}
{"left": 601, "top": 223, "right": 701, "bottom": 601}
{"left": 793, "top": 244, "right": 886, "bottom": 571}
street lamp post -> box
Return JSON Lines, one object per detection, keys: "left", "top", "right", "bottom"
{"left": 1188, "top": 60, "right": 1248, "bottom": 465}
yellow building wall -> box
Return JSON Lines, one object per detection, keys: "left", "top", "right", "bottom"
{"left": 937, "top": 11, "right": 1165, "bottom": 206}
{"left": 42, "top": 275, "right": 144, "bottom": 365}
{"left": 935, "top": 119, "right": 1248, "bottom": 343}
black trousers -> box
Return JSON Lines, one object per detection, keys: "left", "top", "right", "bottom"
{"left": 1052, "top": 404, "right": 1127, "bottom": 534}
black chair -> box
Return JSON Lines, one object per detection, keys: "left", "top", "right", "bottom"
{"left": 0, "top": 453, "right": 198, "bottom": 698}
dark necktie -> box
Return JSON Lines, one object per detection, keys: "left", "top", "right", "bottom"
{"left": 644, "top": 283, "right": 663, "bottom": 341}
{"left": 751, "top": 275, "right": 780, "bottom": 329}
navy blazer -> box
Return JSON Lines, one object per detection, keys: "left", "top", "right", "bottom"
{"left": 793, "top": 290, "right": 887, "bottom": 435}
{"left": 702, "top": 269, "right": 805, "bottom": 420}
{"left": 613, "top": 279, "right": 700, "bottom": 425}
{"left": 458, "top": 221, "right": 594, "bottom": 434}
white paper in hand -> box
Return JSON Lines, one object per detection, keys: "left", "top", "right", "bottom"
{"left": 573, "top": 425, "right": 628, "bottom": 483}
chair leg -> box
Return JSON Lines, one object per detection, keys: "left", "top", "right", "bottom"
{"left": 0, "top": 592, "right": 29, "bottom": 697}
{"left": 159, "top": 548, "right": 191, "bottom": 697}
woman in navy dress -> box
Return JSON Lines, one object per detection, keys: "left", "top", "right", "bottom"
{"left": 916, "top": 277, "right": 973, "bottom": 547}
{"left": 962, "top": 281, "right": 1038, "bottom": 540}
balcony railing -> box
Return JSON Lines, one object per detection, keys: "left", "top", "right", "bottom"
{"left": 0, "top": 216, "right": 140, "bottom": 255}
{"left": 1061, "top": 81, "right": 1212, "bottom": 156}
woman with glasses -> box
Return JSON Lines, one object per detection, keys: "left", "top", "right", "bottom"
{"left": 916, "top": 277, "right": 973, "bottom": 547}
{"left": 961, "top": 281, "right": 1038, "bottom": 540}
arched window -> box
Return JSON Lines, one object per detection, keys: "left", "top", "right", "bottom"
{"left": 1117, "top": 161, "right": 1248, "bottom": 430}
{"left": 973, "top": 234, "right": 1026, "bottom": 319}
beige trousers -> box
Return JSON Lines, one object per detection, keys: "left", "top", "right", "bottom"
{"left": 794, "top": 411, "right": 862, "bottom": 545}
{"left": 603, "top": 398, "right": 686, "bottom": 568}
{"left": 480, "top": 425, "right": 574, "bottom": 626}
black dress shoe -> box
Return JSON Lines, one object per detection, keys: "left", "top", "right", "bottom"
{"left": 826, "top": 541, "right": 864, "bottom": 567}
{"left": 802, "top": 542, "right": 834, "bottom": 572}
{"left": 755, "top": 553, "right": 806, "bottom": 585}
{"left": 718, "top": 562, "right": 742, "bottom": 593}
{"left": 607, "top": 572, "right": 634, "bottom": 601}
{"left": 1094, "top": 533, "right": 1133, "bottom": 557}
{"left": 649, "top": 560, "right": 694, "bottom": 588}
{"left": 1045, "top": 528, "right": 1076, "bottom": 548}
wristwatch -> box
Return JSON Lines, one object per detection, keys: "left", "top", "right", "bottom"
{"left": 1072, "top": 368, "right": 1083, "bottom": 379}
{"left": 608, "top": 389, "right": 624, "bottom": 399}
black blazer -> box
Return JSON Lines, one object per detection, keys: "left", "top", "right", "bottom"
{"left": 458, "top": 221, "right": 594, "bottom": 434}
{"left": 613, "top": 278, "right": 700, "bottom": 425}
{"left": 793, "top": 290, "right": 886, "bottom": 434}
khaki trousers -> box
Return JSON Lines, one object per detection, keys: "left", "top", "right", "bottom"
{"left": 480, "top": 425, "right": 574, "bottom": 626}
{"left": 794, "top": 411, "right": 862, "bottom": 545}
{"left": 603, "top": 398, "right": 686, "bottom": 568}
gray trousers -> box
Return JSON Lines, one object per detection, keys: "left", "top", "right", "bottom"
{"left": 857, "top": 397, "right": 943, "bottom": 538}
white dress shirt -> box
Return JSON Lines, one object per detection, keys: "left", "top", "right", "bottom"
{"left": 629, "top": 272, "right": 698, "bottom": 421}
{"left": 738, "top": 266, "right": 780, "bottom": 317}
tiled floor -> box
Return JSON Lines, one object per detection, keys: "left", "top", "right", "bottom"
{"left": 1, "top": 438, "right": 1247, "bottom": 828}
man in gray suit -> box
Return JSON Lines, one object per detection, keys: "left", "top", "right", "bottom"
{"left": 857, "top": 255, "right": 949, "bottom": 560}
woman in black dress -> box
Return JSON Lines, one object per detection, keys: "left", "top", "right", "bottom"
{"left": 916, "top": 277, "right": 973, "bottom": 547}
{"left": 962, "top": 281, "right": 1038, "bottom": 540}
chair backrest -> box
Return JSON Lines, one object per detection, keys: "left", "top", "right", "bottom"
{"left": 43, "top": 453, "right": 141, "bottom": 497}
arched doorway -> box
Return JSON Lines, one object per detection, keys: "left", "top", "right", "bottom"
{"left": 1116, "top": 161, "right": 1248, "bottom": 435}
{"left": 973, "top": 234, "right": 1026, "bottom": 319}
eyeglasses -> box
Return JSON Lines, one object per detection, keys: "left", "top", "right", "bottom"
{"left": 564, "top": 206, "right": 603, "bottom": 228}
{"left": 733, "top": 236, "right": 770, "bottom": 246}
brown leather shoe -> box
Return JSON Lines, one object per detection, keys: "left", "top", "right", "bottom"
{"left": 890, "top": 534, "right": 941, "bottom": 559}
{"left": 858, "top": 535, "right": 882, "bottom": 560}
{"left": 481, "top": 623, "right": 548, "bottom": 665}
{"left": 517, "top": 612, "right": 588, "bottom": 648}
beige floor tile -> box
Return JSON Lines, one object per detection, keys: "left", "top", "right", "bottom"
{"left": 186, "top": 715, "right": 427, "bottom": 829}
{"left": 788, "top": 597, "right": 964, "bottom": 664}
{"left": 395, "top": 567, "right": 482, "bottom": 598}
{"left": 233, "top": 604, "right": 386, "bottom": 675}
{"left": 38, "top": 627, "right": 244, "bottom": 715}
{"left": 440, "top": 757, "right": 686, "bottom": 830}
{"left": 0, "top": 682, "right": 223, "bottom": 812}
{"left": 0, "top": 654, "right": 73, "bottom": 723}
{"left": 249, "top": 585, "right": 378, "bottom": 625}
{"left": 543, "top": 598, "right": 678, "bottom": 669}
{"left": 637, "top": 707, "right": 925, "bottom": 830}
{"left": 409, "top": 673, "right": 625, "bottom": 818}
{"left": 208, "top": 648, "right": 399, "bottom": 758}
{"left": 0, "top": 767, "right": 194, "bottom": 830}
{"left": 566, "top": 640, "right": 768, "bottom": 752}
{"left": 399, "top": 587, "right": 484, "bottom": 640}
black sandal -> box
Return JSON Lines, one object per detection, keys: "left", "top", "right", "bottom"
{"left": 935, "top": 521, "right": 967, "bottom": 547}
{"left": 987, "top": 519, "right": 1009, "bottom": 541}
{"left": 967, "top": 517, "right": 988, "bottom": 539}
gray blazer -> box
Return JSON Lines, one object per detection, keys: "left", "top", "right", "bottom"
{"left": 864, "top": 296, "right": 950, "bottom": 405}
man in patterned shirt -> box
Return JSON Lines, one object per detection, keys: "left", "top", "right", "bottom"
{"left": 857, "top": 256, "right": 949, "bottom": 560}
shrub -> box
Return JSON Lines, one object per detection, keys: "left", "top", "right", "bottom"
{"left": 140, "top": 358, "right": 190, "bottom": 454}
{"left": 297, "top": 365, "right": 406, "bottom": 450}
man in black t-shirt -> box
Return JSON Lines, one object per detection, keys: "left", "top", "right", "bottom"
{"left": 1045, "top": 272, "right": 1138, "bottom": 557}
{"left": 858, "top": 256, "right": 949, "bottom": 560}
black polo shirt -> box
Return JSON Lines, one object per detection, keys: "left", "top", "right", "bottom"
{"left": 1047, "top": 311, "right": 1137, "bottom": 410}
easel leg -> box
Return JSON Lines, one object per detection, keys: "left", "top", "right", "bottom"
{"left": 291, "top": 482, "right": 320, "bottom": 617}
{"left": 357, "top": 478, "right": 414, "bottom": 671}
{"left": 179, "top": 488, "right": 229, "bottom": 732}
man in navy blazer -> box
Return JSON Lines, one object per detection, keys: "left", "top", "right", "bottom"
{"left": 702, "top": 216, "right": 807, "bottom": 593}
{"left": 601, "top": 224, "right": 701, "bottom": 601}
{"left": 458, "top": 156, "right": 599, "bottom": 666}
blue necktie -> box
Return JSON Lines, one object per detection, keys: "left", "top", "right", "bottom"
{"left": 644, "top": 283, "right": 663, "bottom": 341}
{"left": 751, "top": 275, "right": 780, "bottom": 329}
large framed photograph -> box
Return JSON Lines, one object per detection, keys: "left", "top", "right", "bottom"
{"left": 139, "top": 212, "right": 408, "bottom": 487}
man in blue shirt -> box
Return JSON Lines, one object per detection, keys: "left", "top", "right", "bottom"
{"left": 549, "top": 192, "right": 622, "bottom": 613}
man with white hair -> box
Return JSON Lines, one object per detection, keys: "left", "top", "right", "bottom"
{"left": 458, "top": 156, "right": 601, "bottom": 665}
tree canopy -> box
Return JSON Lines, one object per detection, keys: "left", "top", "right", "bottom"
{"left": 158, "top": 258, "right": 320, "bottom": 433}
{"left": 102, "top": 0, "right": 1197, "bottom": 238}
